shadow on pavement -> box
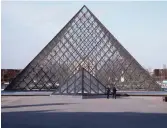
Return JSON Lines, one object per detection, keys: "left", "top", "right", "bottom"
{"left": 2, "top": 103, "right": 77, "bottom": 109}
{"left": 2, "top": 111, "right": 167, "bottom": 128}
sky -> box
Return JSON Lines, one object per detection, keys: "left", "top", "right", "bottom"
{"left": 1, "top": 1, "right": 167, "bottom": 70}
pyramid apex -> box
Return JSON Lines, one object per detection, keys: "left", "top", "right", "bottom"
{"left": 82, "top": 5, "right": 88, "bottom": 9}
{"left": 80, "top": 5, "right": 89, "bottom": 13}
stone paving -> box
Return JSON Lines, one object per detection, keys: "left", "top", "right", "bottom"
{"left": 1, "top": 96, "right": 167, "bottom": 128}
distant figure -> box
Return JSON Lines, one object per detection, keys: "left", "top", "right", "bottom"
{"left": 112, "top": 86, "right": 117, "bottom": 99}
{"left": 107, "top": 87, "right": 111, "bottom": 99}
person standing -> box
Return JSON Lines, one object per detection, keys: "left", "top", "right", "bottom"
{"left": 107, "top": 87, "right": 111, "bottom": 99}
{"left": 112, "top": 86, "right": 117, "bottom": 99}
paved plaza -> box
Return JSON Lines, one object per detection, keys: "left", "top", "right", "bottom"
{"left": 1, "top": 96, "right": 167, "bottom": 128}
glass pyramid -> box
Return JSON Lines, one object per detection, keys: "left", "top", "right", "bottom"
{"left": 5, "top": 5, "right": 160, "bottom": 92}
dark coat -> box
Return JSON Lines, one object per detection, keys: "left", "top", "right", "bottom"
{"left": 107, "top": 88, "right": 111, "bottom": 94}
{"left": 112, "top": 87, "right": 117, "bottom": 93}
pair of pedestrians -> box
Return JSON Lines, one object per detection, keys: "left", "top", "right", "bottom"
{"left": 107, "top": 86, "right": 117, "bottom": 99}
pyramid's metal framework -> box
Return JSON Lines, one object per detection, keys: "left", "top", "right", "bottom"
{"left": 5, "top": 5, "right": 160, "bottom": 92}
{"left": 53, "top": 67, "right": 107, "bottom": 94}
